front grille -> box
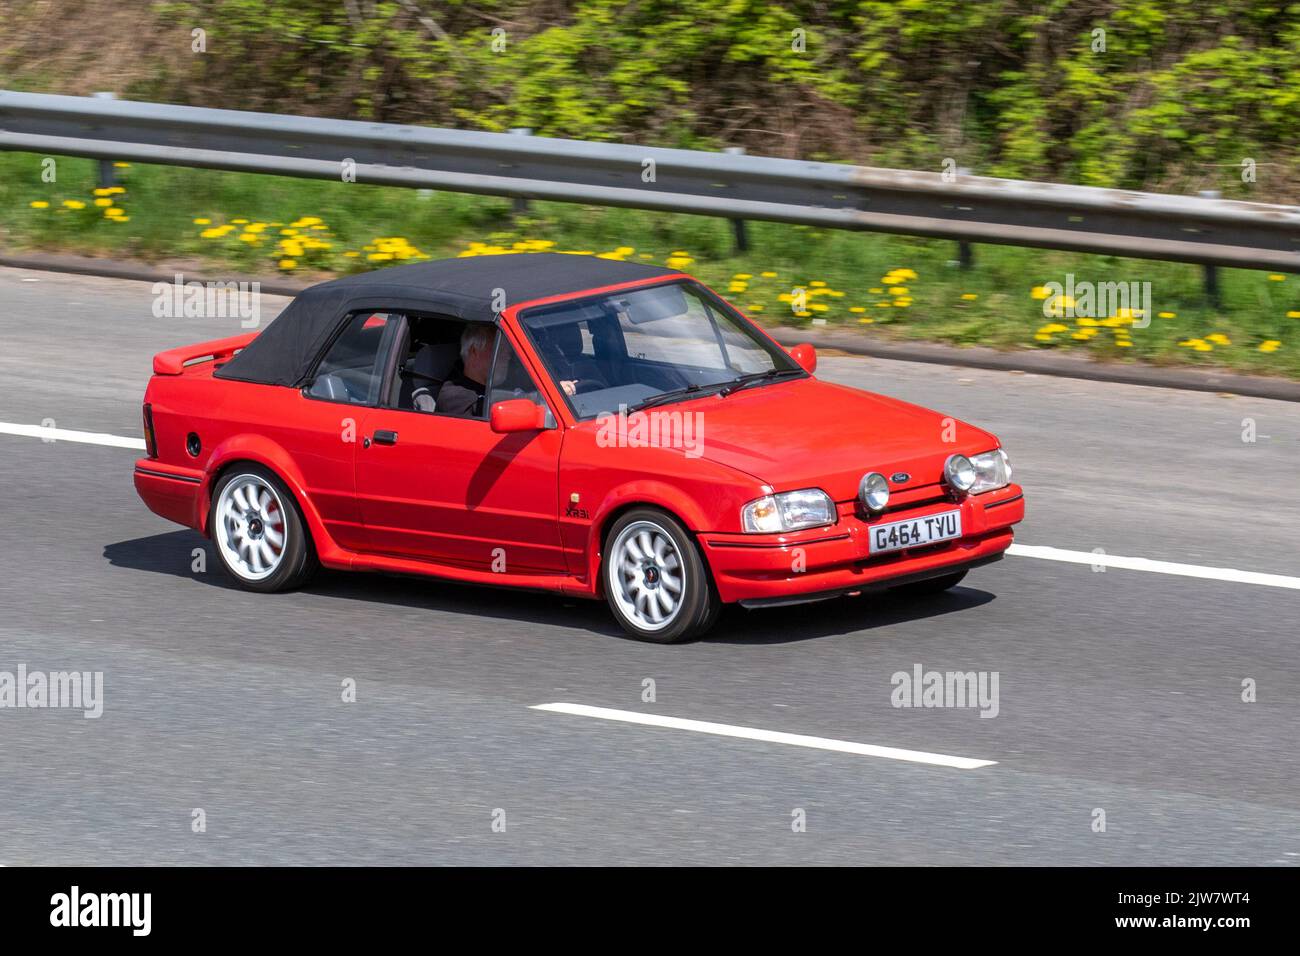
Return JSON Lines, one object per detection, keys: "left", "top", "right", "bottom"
{"left": 883, "top": 491, "right": 951, "bottom": 515}
{"left": 838, "top": 483, "right": 953, "bottom": 520}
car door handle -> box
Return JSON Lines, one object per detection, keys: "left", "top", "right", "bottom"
{"left": 371, "top": 429, "right": 398, "bottom": 446}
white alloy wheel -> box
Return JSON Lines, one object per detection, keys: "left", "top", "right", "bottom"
{"left": 215, "top": 472, "right": 288, "bottom": 582}
{"left": 607, "top": 519, "right": 686, "bottom": 632}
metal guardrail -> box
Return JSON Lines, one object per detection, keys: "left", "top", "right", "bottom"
{"left": 2, "top": 90, "right": 1299, "bottom": 272}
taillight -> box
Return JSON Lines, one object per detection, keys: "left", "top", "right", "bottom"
{"left": 142, "top": 403, "right": 157, "bottom": 458}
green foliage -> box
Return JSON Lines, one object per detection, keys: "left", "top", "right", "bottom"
{"left": 4, "top": 1, "right": 1295, "bottom": 197}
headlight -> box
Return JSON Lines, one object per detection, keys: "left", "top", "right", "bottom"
{"left": 968, "top": 448, "right": 1011, "bottom": 494}
{"left": 944, "top": 453, "right": 976, "bottom": 493}
{"left": 741, "top": 488, "right": 835, "bottom": 533}
{"left": 858, "top": 471, "right": 890, "bottom": 513}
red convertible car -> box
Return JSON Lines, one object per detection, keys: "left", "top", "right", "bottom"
{"left": 134, "top": 254, "right": 1024, "bottom": 642}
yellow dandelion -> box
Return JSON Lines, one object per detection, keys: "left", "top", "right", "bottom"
{"left": 1206, "top": 333, "right": 1231, "bottom": 345}
{"left": 1268, "top": 274, "right": 1285, "bottom": 281}
{"left": 29, "top": 200, "right": 49, "bottom": 209}
{"left": 62, "top": 200, "right": 86, "bottom": 209}
{"left": 1259, "top": 340, "right": 1282, "bottom": 352}
{"left": 1031, "top": 286, "right": 1051, "bottom": 300}
{"left": 761, "top": 271, "right": 777, "bottom": 278}
{"left": 1158, "top": 311, "right": 1176, "bottom": 319}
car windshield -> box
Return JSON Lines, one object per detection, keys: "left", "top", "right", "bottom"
{"left": 519, "top": 281, "right": 802, "bottom": 419}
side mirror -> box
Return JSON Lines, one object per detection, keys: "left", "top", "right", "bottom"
{"left": 788, "top": 343, "right": 817, "bottom": 374}
{"left": 490, "top": 398, "right": 547, "bottom": 433}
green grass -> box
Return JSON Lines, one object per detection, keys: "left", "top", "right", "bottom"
{"left": 2, "top": 152, "right": 1298, "bottom": 378}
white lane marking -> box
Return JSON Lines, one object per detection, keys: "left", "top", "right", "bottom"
{"left": 0, "top": 421, "right": 145, "bottom": 450}
{"left": 530, "top": 702, "right": 996, "bottom": 770}
{"left": 1008, "top": 543, "right": 1300, "bottom": 591}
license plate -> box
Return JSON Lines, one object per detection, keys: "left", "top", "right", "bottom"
{"left": 868, "top": 510, "right": 962, "bottom": 554}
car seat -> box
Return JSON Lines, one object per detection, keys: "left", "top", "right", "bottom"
{"left": 402, "top": 341, "right": 460, "bottom": 411}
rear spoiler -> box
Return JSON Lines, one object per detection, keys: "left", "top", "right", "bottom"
{"left": 153, "top": 332, "right": 259, "bottom": 376}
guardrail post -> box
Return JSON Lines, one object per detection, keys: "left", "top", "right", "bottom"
{"left": 1199, "top": 190, "right": 1222, "bottom": 306}
{"left": 956, "top": 167, "right": 973, "bottom": 268}
{"left": 508, "top": 128, "right": 532, "bottom": 218}
{"left": 93, "top": 92, "right": 117, "bottom": 188}
{"left": 724, "top": 147, "right": 750, "bottom": 255}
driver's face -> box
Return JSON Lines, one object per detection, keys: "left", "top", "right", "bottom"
{"left": 464, "top": 334, "right": 495, "bottom": 383}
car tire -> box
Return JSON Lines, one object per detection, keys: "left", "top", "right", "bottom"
{"left": 603, "top": 508, "right": 719, "bottom": 643}
{"left": 210, "top": 464, "right": 318, "bottom": 593}
{"left": 891, "top": 569, "right": 968, "bottom": 597}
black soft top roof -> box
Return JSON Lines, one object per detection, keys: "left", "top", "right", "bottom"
{"left": 215, "top": 253, "right": 678, "bottom": 387}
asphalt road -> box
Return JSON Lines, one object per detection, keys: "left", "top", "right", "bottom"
{"left": 0, "top": 266, "right": 1297, "bottom": 865}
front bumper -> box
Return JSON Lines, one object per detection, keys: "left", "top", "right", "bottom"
{"left": 699, "top": 483, "right": 1024, "bottom": 605}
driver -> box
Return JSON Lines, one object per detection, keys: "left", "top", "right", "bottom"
{"left": 437, "top": 324, "right": 496, "bottom": 417}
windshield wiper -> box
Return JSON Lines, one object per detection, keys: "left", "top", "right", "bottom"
{"left": 718, "top": 367, "right": 804, "bottom": 397}
{"left": 627, "top": 382, "right": 723, "bottom": 412}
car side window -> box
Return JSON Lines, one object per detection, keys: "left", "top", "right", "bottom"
{"left": 305, "top": 312, "right": 394, "bottom": 405}
{"left": 487, "top": 337, "right": 545, "bottom": 411}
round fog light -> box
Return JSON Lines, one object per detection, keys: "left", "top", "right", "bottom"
{"left": 859, "top": 471, "right": 890, "bottom": 513}
{"left": 186, "top": 432, "right": 202, "bottom": 457}
{"left": 944, "top": 453, "right": 976, "bottom": 493}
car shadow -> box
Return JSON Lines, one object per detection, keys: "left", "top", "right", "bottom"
{"left": 704, "top": 587, "right": 995, "bottom": 645}
{"left": 104, "top": 530, "right": 995, "bottom": 645}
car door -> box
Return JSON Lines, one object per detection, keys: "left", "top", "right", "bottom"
{"left": 278, "top": 310, "right": 400, "bottom": 553}
{"left": 354, "top": 324, "right": 566, "bottom": 574}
